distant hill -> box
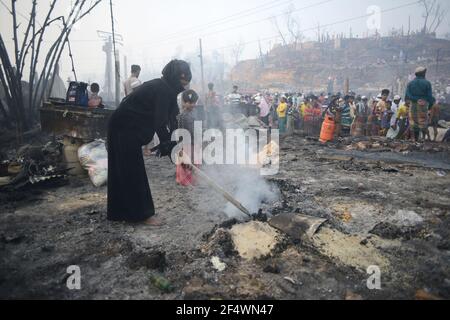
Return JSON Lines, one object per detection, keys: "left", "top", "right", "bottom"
{"left": 231, "top": 34, "right": 450, "bottom": 96}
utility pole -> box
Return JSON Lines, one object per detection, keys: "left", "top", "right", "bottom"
{"left": 114, "top": 49, "right": 121, "bottom": 103}
{"left": 258, "top": 39, "right": 265, "bottom": 67}
{"left": 199, "top": 39, "right": 205, "bottom": 98}
{"left": 102, "top": 36, "right": 113, "bottom": 102}
{"left": 124, "top": 55, "right": 128, "bottom": 79}
{"left": 345, "top": 78, "right": 350, "bottom": 94}
{"left": 408, "top": 15, "right": 411, "bottom": 38}
{"left": 436, "top": 48, "right": 442, "bottom": 74}
{"left": 404, "top": 15, "right": 411, "bottom": 65}
{"left": 317, "top": 23, "right": 321, "bottom": 43}
{"left": 98, "top": 31, "right": 123, "bottom": 103}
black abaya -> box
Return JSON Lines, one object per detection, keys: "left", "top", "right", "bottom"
{"left": 107, "top": 128, "right": 154, "bottom": 222}
{"left": 107, "top": 60, "right": 191, "bottom": 222}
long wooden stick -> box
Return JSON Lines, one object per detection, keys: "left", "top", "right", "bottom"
{"left": 190, "top": 165, "right": 251, "bottom": 217}
{"left": 153, "top": 146, "right": 252, "bottom": 217}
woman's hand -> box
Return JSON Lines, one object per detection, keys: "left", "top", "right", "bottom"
{"left": 152, "top": 141, "right": 177, "bottom": 158}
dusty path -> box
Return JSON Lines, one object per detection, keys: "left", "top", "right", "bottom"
{"left": 1, "top": 135, "right": 449, "bottom": 299}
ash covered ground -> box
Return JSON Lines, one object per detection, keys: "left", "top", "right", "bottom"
{"left": 1, "top": 134, "right": 449, "bottom": 300}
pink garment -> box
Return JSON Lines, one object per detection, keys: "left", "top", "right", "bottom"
{"left": 259, "top": 96, "right": 270, "bottom": 118}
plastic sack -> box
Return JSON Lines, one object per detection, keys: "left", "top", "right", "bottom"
{"left": 386, "top": 127, "right": 400, "bottom": 139}
{"left": 78, "top": 140, "right": 108, "bottom": 187}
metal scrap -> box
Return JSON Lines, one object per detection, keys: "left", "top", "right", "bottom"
{"left": 0, "top": 141, "right": 69, "bottom": 190}
{"left": 269, "top": 213, "right": 327, "bottom": 240}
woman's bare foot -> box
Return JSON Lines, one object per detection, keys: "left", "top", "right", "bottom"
{"left": 143, "top": 216, "right": 165, "bottom": 226}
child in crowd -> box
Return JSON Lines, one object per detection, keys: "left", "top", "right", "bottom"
{"left": 396, "top": 99, "right": 411, "bottom": 140}
{"left": 369, "top": 99, "right": 381, "bottom": 136}
{"left": 176, "top": 90, "right": 199, "bottom": 186}
{"left": 88, "top": 83, "right": 103, "bottom": 109}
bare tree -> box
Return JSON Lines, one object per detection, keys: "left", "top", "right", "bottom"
{"left": 0, "top": 0, "right": 102, "bottom": 139}
{"left": 421, "top": 0, "right": 446, "bottom": 34}
{"left": 271, "top": 5, "right": 305, "bottom": 52}
{"left": 285, "top": 4, "right": 304, "bottom": 50}
{"left": 316, "top": 22, "right": 321, "bottom": 43}
{"left": 271, "top": 16, "right": 288, "bottom": 47}
{"left": 231, "top": 40, "right": 245, "bottom": 66}
{"left": 0, "top": 99, "right": 8, "bottom": 124}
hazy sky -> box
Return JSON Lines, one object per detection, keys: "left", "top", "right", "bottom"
{"left": 1, "top": 0, "right": 450, "bottom": 84}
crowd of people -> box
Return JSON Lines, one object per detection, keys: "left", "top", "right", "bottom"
{"left": 213, "top": 66, "right": 446, "bottom": 143}
{"left": 99, "top": 64, "right": 447, "bottom": 147}
{"left": 85, "top": 63, "right": 448, "bottom": 145}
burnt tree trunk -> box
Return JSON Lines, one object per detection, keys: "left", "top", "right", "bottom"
{"left": 0, "top": 0, "right": 102, "bottom": 142}
{"left": 0, "top": 34, "right": 27, "bottom": 134}
{"left": 0, "top": 99, "right": 10, "bottom": 125}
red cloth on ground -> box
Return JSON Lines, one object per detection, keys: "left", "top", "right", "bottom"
{"left": 176, "top": 164, "right": 196, "bottom": 186}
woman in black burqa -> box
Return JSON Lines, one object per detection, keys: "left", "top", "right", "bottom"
{"left": 107, "top": 60, "right": 192, "bottom": 225}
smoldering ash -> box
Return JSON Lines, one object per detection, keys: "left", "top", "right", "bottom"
{"left": 172, "top": 121, "right": 281, "bottom": 219}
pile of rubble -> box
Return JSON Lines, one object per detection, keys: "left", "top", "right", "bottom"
{"left": 222, "top": 113, "right": 268, "bottom": 130}
{"left": 339, "top": 137, "right": 449, "bottom": 154}
{"left": 0, "top": 141, "right": 69, "bottom": 191}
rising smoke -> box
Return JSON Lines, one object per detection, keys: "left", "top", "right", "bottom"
{"left": 200, "top": 164, "right": 280, "bottom": 220}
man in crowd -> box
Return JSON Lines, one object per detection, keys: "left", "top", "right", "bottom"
{"left": 124, "top": 65, "right": 142, "bottom": 97}
{"left": 352, "top": 95, "right": 368, "bottom": 137}
{"left": 227, "top": 85, "right": 242, "bottom": 105}
{"left": 359, "top": 96, "right": 370, "bottom": 119}
{"left": 372, "top": 89, "right": 390, "bottom": 136}
{"left": 226, "top": 85, "right": 242, "bottom": 114}
{"left": 405, "top": 67, "right": 435, "bottom": 142}
{"left": 339, "top": 95, "right": 353, "bottom": 136}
